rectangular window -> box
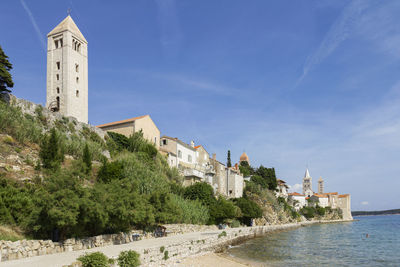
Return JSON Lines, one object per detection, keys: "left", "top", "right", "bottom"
{"left": 76, "top": 90, "right": 79, "bottom": 97}
{"left": 54, "top": 40, "right": 59, "bottom": 49}
{"left": 178, "top": 150, "right": 182, "bottom": 159}
{"left": 56, "top": 62, "right": 60, "bottom": 70}
{"left": 76, "top": 77, "right": 79, "bottom": 83}
{"left": 56, "top": 74, "right": 59, "bottom": 80}
{"left": 162, "top": 139, "right": 167, "bottom": 145}
{"left": 75, "top": 64, "right": 79, "bottom": 72}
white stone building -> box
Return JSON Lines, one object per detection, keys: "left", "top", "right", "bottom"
{"left": 276, "top": 179, "right": 289, "bottom": 199}
{"left": 46, "top": 15, "right": 88, "bottom": 123}
{"left": 227, "top": 168, "right": 244, "bottom": 198}
{"left": 288, "top": 192, "right": 307, "bottom": 211}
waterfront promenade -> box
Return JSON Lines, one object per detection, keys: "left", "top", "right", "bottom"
{"left": 0, "top": 220, "right": 351, "bottom": 267}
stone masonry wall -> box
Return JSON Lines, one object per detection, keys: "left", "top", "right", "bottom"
{"left": 0, "top": 224, "right": 218, "bottom": 262}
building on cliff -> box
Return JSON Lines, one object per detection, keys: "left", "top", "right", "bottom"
{"left": 46, "top": 15, "right": 88, "bottom": 123}
{"left": 159, "top": 137, "right": 243, "bottom": 198}
{"left": 96, "top": 115, "right": 160, "bottom": 149}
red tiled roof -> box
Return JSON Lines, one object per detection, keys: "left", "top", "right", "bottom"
{"left": 322, "top": 192, "right": 338, "bottom": 195}
{"left": 339, "top": 194, "right": 350, "bottom": 198}
{"left": 96, "top": 115, "right": 148, "bottom": 128}
{"left": 194, "top": 145, "right": 201, "bottom": 149}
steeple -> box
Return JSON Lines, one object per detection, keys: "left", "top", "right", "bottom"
{"left": 318, "top": 176, "right": 324, "bottom": 194}
{"left": 302, "top": 168, "right": 313, "bottom": 196}
{"left": 48, "top": 15, "right": 87, "bottom": 43}
{"left": 304, "top": 168, "right": 311, "bottom": 178}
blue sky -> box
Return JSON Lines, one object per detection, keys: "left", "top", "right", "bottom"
{"left": 1, "top": 0, "right": 400, "bottom": 211}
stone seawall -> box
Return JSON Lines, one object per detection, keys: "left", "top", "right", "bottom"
{"left": 141, "top": 220, "right": 351, "bottom": 266}
{"left": 0, "top": 224, "right": 218, "bottom": 262}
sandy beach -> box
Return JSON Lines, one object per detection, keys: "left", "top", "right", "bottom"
{"left": 177, "top": 252, "right": 257, "bottom": 267}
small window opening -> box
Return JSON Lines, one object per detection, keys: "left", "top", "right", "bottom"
{"left": 76, "top": 90, "right": 79, "bottom": 97}
{"left": 76, "top": 77, "right": 79, "bottom": 83}
{"left": 162, "top": 139, "right": 167, "bottom": 145}
{"left": 56, "top": 62, "right": 60, "bottom": 70}
{"left": 54, "top": 40, "right": 59, "bottom": 49}
{"left": 59, "top": 38, "right": 63, "bottom": 47}
{"left": 56, "top": 96, "right": 60, "bottom": 109}
{"left": 56, "top": 74, "right": 59, "bottom": 81}
{"left": 178, "top": 150, "right": 182, "bottom": 159}
{"left": 77, "top": 43, "right": 81, "bottom": 52}
{"left": 56, "top": 87, "right": 60, "bottom": 94}
{"left": 75, "top": 64, "right": 79, "bottom": 72}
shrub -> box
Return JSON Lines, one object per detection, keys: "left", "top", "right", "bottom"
{"left": 117, "top": 250, "right": 140, "bottom": 267}
{"left": 234, "top": 197, "right": 262, "bottom": 225}
{"left": 163, "top": 250, "right": 169, "bottom": 260}
{"left": 300, "top": 207, "right": 315, "bottom": 219}
{"left": 77, "top": 252, "right": 109, "bottom": 267}
{"left": 160, "top": 246, "right": 165, "bottom": 253}
{"left": 218, "top": 231, "right": 227, "bottom": 238}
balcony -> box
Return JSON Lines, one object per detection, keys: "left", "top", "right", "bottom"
{"left": 183, "top": 168, "right": 205, "bottom": 179}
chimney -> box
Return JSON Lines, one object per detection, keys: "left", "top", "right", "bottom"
{"left": 190, "top": 140, "right": 195, "bottom": 147}
{"left": 212, "top": 153, "right": 216, "bottom": 160}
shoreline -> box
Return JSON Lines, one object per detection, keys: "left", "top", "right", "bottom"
{"left": 0, "top": 219, "right": 353, "bottom": 267}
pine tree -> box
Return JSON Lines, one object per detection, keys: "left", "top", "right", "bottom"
{"left": 83, "top": 143, "right": 92, "bottom": 174}
{"left": 39, "top": 128, "right": 64, "bottom": 169}
{"left": 0, "top": 45, "right": 14, "bottom": 93}
{"left": 227, "top": 150, "right": 232, "bottom": 167}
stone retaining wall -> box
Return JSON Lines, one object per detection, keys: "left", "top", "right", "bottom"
{"left": 0, "top": 224, "right": 218, "bottom": 262}
{"left": 141, "top": 220, "right": 351, "bottom": 266}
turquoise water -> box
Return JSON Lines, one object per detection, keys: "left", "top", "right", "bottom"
{"left": 228, "top": 215, "right": 400, "bottom": 266}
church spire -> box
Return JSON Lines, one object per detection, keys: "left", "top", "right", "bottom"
{"left": 304, "top": 168, "right": 311, "bottom": 178}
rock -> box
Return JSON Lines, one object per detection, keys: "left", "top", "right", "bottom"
{"left": 12, "top": 165, "right": 21, "bottom": 171}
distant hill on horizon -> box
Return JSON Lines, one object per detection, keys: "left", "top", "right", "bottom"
{"left": 352, "top": 209, "right": 400, "bottom": 216}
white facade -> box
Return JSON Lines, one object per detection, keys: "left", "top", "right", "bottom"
{"left": 176, "top": 142, "right": 197, "bottom": 167}
{"left": 318, "top": 196, "right": 329, "bottom": 208}
{"left": 276, "top": 180, "right": 289, "bottom": 199}
{"left": 227, "top": 169, "right": 244, "bottom": 198}
{"left": 288, "top": 193, "right": 307, "bottom": 211}
{"left": 46, "top": 15, "right": 88, "bottom": 123}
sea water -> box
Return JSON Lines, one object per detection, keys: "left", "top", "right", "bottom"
{"left": 227, "top": 215, "right": 400, "bottom": 267}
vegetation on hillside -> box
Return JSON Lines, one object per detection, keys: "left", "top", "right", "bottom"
{"left": 0, "top": 98, "right": 264, "bottom": 240}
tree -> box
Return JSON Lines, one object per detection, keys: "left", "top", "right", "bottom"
{"left": 184, "top": 182, "right": 215, "bottom": 207}
{"left": 234, "top": 197, "right": 263, "bottom": 225}
{"left": 39, "top": 128, "right": 64, "bottom": 170}
{"left": 82, "top": 143, "right": 92, "bottom": 174}
{"left": 239, "top": 161, "right": 253, "bottom": 177}
{"left": 0, "top": 45, "right": 13, "bottom": 93}
{"left": 254, "top": 165, "right": 277, "bottom": 190}
{"left": 227, "top": 150, "right": 232, "bottom": 167}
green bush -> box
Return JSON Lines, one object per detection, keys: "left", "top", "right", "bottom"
{"left": 163, "top": 250, "right": 169, "bottom": 260}
{"left": 117, "top": 250, "right": 140, "bottom": 267}
{"left": 218, "top": 231, "right": 227, "bottom": 238}
{"left": 233, "top": 197, "right": 262, "bottom": 225}
{"left": 300, "top": 207, "right": 315, "bottom": 219}
{"left": 77, "top": 252, "right": 109, "bottom": 267}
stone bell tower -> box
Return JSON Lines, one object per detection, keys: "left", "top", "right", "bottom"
{"left": 46, "top": 15, "right": 88, "bottom": 123}
{"left": 302, "top": 168, "right": 313, "bottom": 197}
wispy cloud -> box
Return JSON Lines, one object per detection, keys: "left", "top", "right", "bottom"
{"left": 361, "top": 201, "right": 369, "bottom": 205}
{"left": 294, "top": 0, "right": 370, "bottom": 88}
{"left": 154, "top": 0, "right": 182, "bottom": 57}
{"left": 20, "top": 0, "right": 46, "bottom": 51}
{"left": 289, "top": 183, "right": 303, "bottom": 193}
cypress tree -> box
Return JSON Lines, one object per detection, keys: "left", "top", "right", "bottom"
{"left": 39, "top": 128, "right": 64, "bottom": 169}
{"left": 227, "top": 150, "right": 232, "bottom": 167}
{"left": 83, "top": 143, "right": 92, "bottom": 174}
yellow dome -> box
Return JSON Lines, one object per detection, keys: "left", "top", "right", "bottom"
{"left": 239, "top": 152, "right": 249, "bottom": 163}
